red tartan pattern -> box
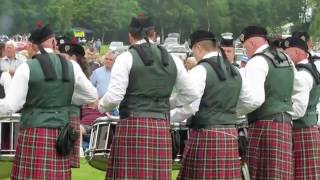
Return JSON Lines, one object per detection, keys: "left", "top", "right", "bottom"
{"left": 177, "top": 127, "right": 241, "bottom": 180}
{"left": 11, "top": 128, "right": 71, "bottom": 180}
{"left": 69, "top": 115, "right": 80, "bottom": 168}
{"left": 293, "top": 126, "right": 320, "bottom": 179}
{"left": 247, "top": 120, "right": 293, "bottom": 180}
{"left": 81, "top": 107, "right": 104, "bottom": 126}
{"left": 106, "top": 118, "right": 172, "bottom": 180}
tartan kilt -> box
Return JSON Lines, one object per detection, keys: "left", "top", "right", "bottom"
{"left": 106, "top": 118, "right": 172, "bottom": 180}
{"left": 293, "top": 126, "right": 320, "bottom": 179}
{"left": 69, "top": 114, "right": 80, "bottom": 168}
{"left": 81, "top": 106, "right": 104, "bottom": 126}
{"left": 11, "top": 128, "right": 71, "bottom": 180}
{"left": 177, "top": 127, "right": 241, "bottom": 180}
{"left": 247, "top": 120, "right": 293, "bottom": 179}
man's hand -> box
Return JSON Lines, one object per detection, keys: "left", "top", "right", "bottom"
{"left": 9, "top": 70, "right": 15, "bottom": 76}
{"left": 87, "top": 99, "right": 99, "bottom": 109}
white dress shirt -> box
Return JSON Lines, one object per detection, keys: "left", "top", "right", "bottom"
{"left": 288, "top": 59, "right": 313, "bottom": 120}
{"left": 236, "top": 44, "right": 269, "bottom": 115}
{"left": 0, "top": 72, "right": 11, "bottom": 95}
{"left": 0, "top": 54, "right": 25, "bottom": 72}
{"left": 0, "top": 48, "right": 98, "bottom": 114}
{"left": 237, "top": 44, "right": 307, "bottom": 119}
{"left": 99, "top": 40, "right": 199, "bottom": 113}
{"left": 170, "top": 51, "right": 259, "bottom": 122}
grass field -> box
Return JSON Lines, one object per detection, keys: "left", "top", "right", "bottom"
{"left": 99, "top": 45, "right": 108, "bottom": 56}
{"left": 0, "top": 157, "right": 179, "bottom": 180}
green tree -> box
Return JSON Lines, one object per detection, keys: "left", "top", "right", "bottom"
{"left": 72, "top": 0, "right": 139, "bottom": 41}
{"left": 45, "top": 0, "right": 75, "bottom": 33}
{"left": 228, "top": 0, "right": 259, "bottom": 36}
{"left": 309, "top": 0, "right": 320, "bottom": 39}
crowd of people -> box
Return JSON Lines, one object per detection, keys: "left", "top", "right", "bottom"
{"left": 0, "top": 32, "right": 118, "bottom": 154}
{"left": 0, "top": 13, "right": 320, "bottom": 180}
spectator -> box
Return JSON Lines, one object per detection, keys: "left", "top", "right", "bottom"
{"left": 90, "top": 51, "right": 116, "bottom": 98}
{"left": 80, "top": 52, "right": 118, "bottom": 151}
{"left": 66, "top": 43, "right": 90, "bottom": 78}
{"left": 85, "top": 47, "right": 100, "bottom": 76}
{"left": 94, "top": 38, "right": 102, "bottom": 53}
{"left": 1, "top": 40, "right": 25, "bottom": 76}
{"left": 0, "top": 42, "right": 5, "bottom": 58}
{"left": 240, "top": 54, "right": 249, "bottom": 68}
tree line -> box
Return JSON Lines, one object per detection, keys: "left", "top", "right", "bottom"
{"left": 0, "top": 0, "right": 319, "bottom": 43}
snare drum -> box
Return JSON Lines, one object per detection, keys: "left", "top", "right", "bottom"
{"left": 85, "top": 116, "right": 119, "bottom": 171}
{"left": 171, "top": 121, "right": 189, "bottom": 164}
{"left": 0, "top": 113, "right": 20, "bottom": 156}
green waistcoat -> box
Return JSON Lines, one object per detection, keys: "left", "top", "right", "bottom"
{"left": 21, "top": 53, "right": 75, "bottom": 129}
{"left": 188, "top": 56, "right": 242, "bottom": 129}
{"left": 247, "top": 49, "right": 294, "bottom": 123}
{"left": 294, "top": 64, "right": 320, "bottom": 128}
{"left": 119, "top": 43, "right": 177, "bottom": 117}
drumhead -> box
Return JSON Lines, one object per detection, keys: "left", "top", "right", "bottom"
{"left": 85, "top": 152, "right": 109, "bottom": 171}
{"left": 94, "top": 116, "right": 119, "bottom": 125}
{"left": 0, "top": 113, "right": 21, "bottom": 122}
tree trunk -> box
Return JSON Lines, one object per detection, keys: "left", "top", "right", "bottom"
{"left": 207, "top": 0, "right": 211, "bottom": 31}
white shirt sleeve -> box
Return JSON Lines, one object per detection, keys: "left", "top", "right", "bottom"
{"left": 0, "top": 60, "right": 98, "bottom": 114}
{"left": 71, "top": 60, "right": 98, "bottom": 105}
{"left": 170, "top": 65, "right": 206, "bottom": 123}
{"left": 0, "top": 63, "right": 29, "bottom": 113}
{"left": 236, "top": 55, "right": 268, "bottom": 115}
{"left": 0, "top": 71, "right": 12, "bottom": 95}
{"left": 170, "top": 55, "right": 200, "bottom": 109}
{"left": 98, "top": 51, "right": 132, "bottom": 112}
{"left": 288, "top": 68, "right": 313, "bottom": 120}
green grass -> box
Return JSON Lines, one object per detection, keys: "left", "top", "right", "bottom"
{"left": 0, "top": 157, "right": 12, "bottom": 179}
{"left": 99, "top": 45, "right": 108, "bottom": 56}
{"left": 0, "top": 157, "right": 179, "bottom": 180}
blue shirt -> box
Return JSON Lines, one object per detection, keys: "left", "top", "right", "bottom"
{"left": 0, "top": 55, "right": 25, "bottom": 72}
{"left": 90, "top": 66, "right": 111, "bottom": 98}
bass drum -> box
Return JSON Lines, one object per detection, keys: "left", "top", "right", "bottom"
{"left": 171, "top": 120, "right": 189, "bottom": 169}
{"left": 0, "top": 113, "right": 20, "bottom": 156}
{"left": 85, "top": 116, "right": 119, "bottom": 171}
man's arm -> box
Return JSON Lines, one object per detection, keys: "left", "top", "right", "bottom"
{"left": 170, "top": 55, "right": 200, "bottom": 110}
{"left": 288, "top": 69, "right": 312, "bottom": 119}
{"left": 237, "top": 55, "right": 268, "bottom": 116}
{"left": 0, "top": 63, "right": 29, "bottom": 113}
{"left": 71, "top": 60, "right": 98, "bottom": 105}
{"left": 98, "top": 52, "right": 132, "bottom": 112}
{"left": 170, "top": 63, "right": 205, "bottom": 123}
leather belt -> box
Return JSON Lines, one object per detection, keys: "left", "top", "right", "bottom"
{"left": 191, "top": 124, "right": 236, "bottom": 130}
{"left": 259, "top": 112, "right": 292, "bottom": 124}
{"left": 121, "top": 111, "right": 169, "bottom": 120}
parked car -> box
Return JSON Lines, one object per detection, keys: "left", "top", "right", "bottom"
{"left": 109, "top": 41, "right": 123, "bottom": 51}
{"left": 167, "top": 45, "right": 188, "bottom": 60}
{"left": 113, "top": 45, "right": 129, "bottom": 55}
{"left": 168, "top": 33, "right": 180, "bottom": 43}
